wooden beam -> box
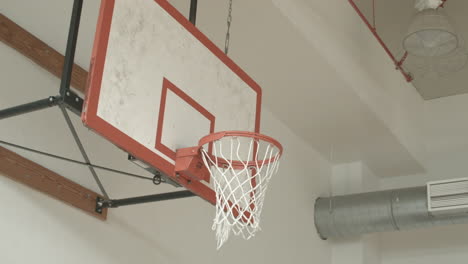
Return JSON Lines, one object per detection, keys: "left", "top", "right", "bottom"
{"left": 0, "top": 146, "right": 107, "bottom": 220}
{"left": 0, "top": 13, "right": 88, "bottom": 93}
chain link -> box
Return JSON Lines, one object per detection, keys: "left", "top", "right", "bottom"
{"left": 224, "top": 0, "right": 233, "bottom": 54}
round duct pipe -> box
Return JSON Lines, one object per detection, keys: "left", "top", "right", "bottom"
{"left": 315, "top": 187, "right": 468, "bottom": 240}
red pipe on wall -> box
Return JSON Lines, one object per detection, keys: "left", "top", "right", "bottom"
{"left": 348, "top": 0, "right": 413, "bottom": 82}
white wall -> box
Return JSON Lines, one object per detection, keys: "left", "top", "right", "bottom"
{"left": 380, "top": 225, "right": 468, "bottom": 264}
{"left": 378, "top": 93, "right": 468, "bottom": 264}
{"left": 379, "top": 128, "right": 468, "bottom": 264}
{"left": 0, "top": 40, "right": 332, "bottom": 263}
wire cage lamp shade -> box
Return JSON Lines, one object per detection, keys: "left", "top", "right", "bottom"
{"left": 403, "top": 9, "right": 458, "bottom": 57}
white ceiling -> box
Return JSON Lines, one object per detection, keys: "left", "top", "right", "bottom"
{"left": 354, "top": 0, "right": 468, "bottom": 100}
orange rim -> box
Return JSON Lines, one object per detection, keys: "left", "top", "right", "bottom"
{"left": 198, "top": 131, "right": 283, "bottom": 169}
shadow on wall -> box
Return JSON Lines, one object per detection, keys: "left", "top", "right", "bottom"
{"left": 381, "top": 224, "right": 468, "bottom": 263}
{"left": 1, "top": 178, "right": 184, "bottom": 264}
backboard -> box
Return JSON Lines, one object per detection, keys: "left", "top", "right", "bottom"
{"left": 82, "top": 0, "right": 262, "bottom": 204}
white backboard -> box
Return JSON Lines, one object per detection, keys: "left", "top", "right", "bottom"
{"left": 82, "top": 0, "right": 262, "bottom": 203}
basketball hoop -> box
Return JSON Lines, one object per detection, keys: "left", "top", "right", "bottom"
{"left": 198, "top": 131, "right": 283, "bottom": 249}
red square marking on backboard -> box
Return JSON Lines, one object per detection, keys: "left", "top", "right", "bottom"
{"left": 155, "top": 78, "right": 215, "bottom": 161}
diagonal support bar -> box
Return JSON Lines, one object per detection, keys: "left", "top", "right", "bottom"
{"left": 60, "top": 106, "right": 109, "bottom": 199}
{"left": 0, "top": 96, "right": 61, "bottom": 120}
{"left": 96, "top": 191, "right": 196, "bottom": 213}
{"left": 0, "top": 140, "right": 154, "bottom": 181}
{"left": 57, "top": 0, "right": 110, "bottom": 199}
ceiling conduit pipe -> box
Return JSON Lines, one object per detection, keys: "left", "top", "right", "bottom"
{"left": 315, "top": 186, "right": 468, "bottom": 239}
{"left": 348, "top": 0, "right": 413, "bottom": 82}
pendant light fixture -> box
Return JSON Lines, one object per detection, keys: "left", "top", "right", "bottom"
{"left": 403, "top": 8, "right": 458, "bottom": 57}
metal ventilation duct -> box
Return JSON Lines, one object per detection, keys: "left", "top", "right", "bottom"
{"left": 314, "top": 186, "right": 468, "bottom": 239}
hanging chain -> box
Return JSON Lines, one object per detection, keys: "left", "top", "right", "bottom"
{"left": 224, "top": 0, "right": 233, "bottom": 54}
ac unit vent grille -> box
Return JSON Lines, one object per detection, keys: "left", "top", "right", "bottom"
{"left": 427, "top": 178, "right": 468, "bottom": 215}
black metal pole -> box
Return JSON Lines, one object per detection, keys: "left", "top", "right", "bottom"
{"left": 0, "top": 96, "right": 60, "bottom": 120}
{"left": 100, "top": 191, "right": 196, "bottom": 208}
{"left": 189, "top": 0, "right": 198, "bottom": 25}
{"left": 59, "top": 0, "right": 83, "bottom": 96}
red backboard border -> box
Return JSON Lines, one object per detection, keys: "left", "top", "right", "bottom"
{"left": 82, "top": 0, "right": 262, "bottom": 205}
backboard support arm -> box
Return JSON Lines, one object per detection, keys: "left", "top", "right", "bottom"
{"left": 189, "top": 0, "right": 198, "bottom": 25}
{"left": 0, "top": 0, "right": 83, "bottom": 120}
{"left": 95, "top": 191, "right": 196, "bottom": 213}
{"left": 59, "top": 0, "right": 83, "bottom": 97}
{"left": 0, "top": 96, "right": 60, "bottom": 119}
{"left": 0, "top": 0, "right": 202, "bottom": 209}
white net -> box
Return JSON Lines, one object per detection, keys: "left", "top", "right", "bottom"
{"left": 199, "top": 133, "right": 282, "bottom": 249}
